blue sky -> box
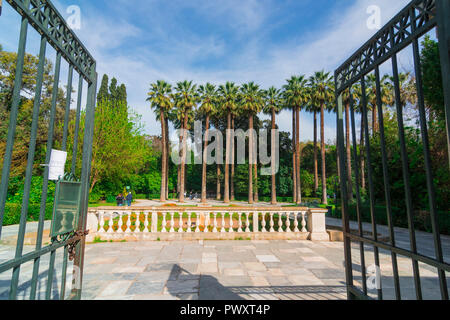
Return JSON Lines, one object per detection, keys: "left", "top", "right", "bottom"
{"left": 1, "top": 0, "right": 414, "bottom": 141}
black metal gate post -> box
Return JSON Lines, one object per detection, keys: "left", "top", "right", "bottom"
{"left": 435, "top": 0, "right": 450, "bottom": 167}
{"left": 0, "top": 0, "right": 97, "bottom": 300}
{"left": 335, "top": 0, "right": 450, "bottom": 300}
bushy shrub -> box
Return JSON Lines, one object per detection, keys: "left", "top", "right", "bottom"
{"left": 3, "top": 203, "right": 53, "bottom": 226}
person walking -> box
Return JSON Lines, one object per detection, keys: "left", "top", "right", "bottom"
{"left": 116, "top": 194, "right": 124, "bottom": 207}
{"left": 126, "top": 192, "right": 133, "bottom": 207}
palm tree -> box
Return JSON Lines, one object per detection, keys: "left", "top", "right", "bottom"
{"left": 305, "top": 95, "right": 320, "bottom": 197}
{"left": 173, "top": 80, "right": 198, "bottom": 203}
{"left": 198, "top": 83, "right": 217, "bottom": 203}
{"left": 211, "top": 107, "right": 224, "bottom": 201}
{"left": 263, "top": 87, "right": 282, "bottom": 205}
{"left": 147, "top": 80, "right": 173, "bottom": 202}
{"left": 218, "top": 82, "right": 239, "bottom": 203}
{"left": 385, "top": 72, "right": 416, "bottom": 108}
{"left": 283, "top": 75, "right": 310, "bottom": 204}
{"left": 366, "top": 73, "right": 392, "bottom": 135}
{"left": 353, "top": 83, "right": 368, "bottom": 191}
{"left": 240, "top": 82, "right": 263, "bottom": 204}
{"left": 309, "top": 71, "right": 334, "bottom": 205}
{"left": 342, "top": 88, "right": 359, "bottom": 201}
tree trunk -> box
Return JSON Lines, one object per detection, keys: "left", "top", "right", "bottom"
{"left": 345, "top": 102, "right": 353, "bottom": 200}
{"left": 292, "top": 110, "right": 297, "bottom": 203}
{"left": 321, "top": 104, "right": 328, "bottom": 205}
{"left": 271, "top": 108, "right": 277, "bottom": 205}
{"left": 201, "top": 115, "right": 210, "bottom": 203}
{"left": 372, "top": 106, "right": 377, "bottom": 135}
{"left": 296, "top": 106, "right": 301, "bottom": 204}
{"left": 231, "top": 115, "right": 235, "bottom": 201}
{"left": 254, "top": 162, "right": 258, "bottom": 203}
{"left": 177, "top": 133, "right": 182, "bottom": 195}
{"left": 224, "top": 112, "right": 231, "bottom": 203}
{"left": 248, "top": 115, "right": 254, "bottom": 204}
{"left": 179, "top": 115, "right": 188, "bottom": 203}
{"left": 313, "top": 110, "right": 318, "bottom": 197}
{"left": 165, "top": 117, "right": 170, "bottom": 199}
{"left": 160, "top": 110, "right": 167, "bottom": 202}
{"left": 216, "top": 164, "right": 221, "bottom": 200}
{"left": 360, "top": 112, "right": 366, "bottom": 190}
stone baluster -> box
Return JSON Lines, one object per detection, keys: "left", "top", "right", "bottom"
{"left": 221, "top": 213, "right": 227, "bottom": 233}
{"left": 238, "top": 212, "right": 243, "bottom": 232}
{"left": 144, "top": 212, "right": 149, "bottom": 233}
{"left": 213, "top": 213, "right": 218, "bottom": 233}
{"left": 301, "top": 211, "right": 307, "bottom": 233}
{"left": 195, "top": 213, "right": 201, "bottom": 233}
{"left": 135, "top": 212, "right": 141, "bottom": 233}
{"left": 278, "top": 212, "right": 284, "bottom": 233}
{"left": 161, "top": 213, "right": 167, "bottom": 233}
{"left": 204, "top": 213, "right": 209, "bottom": 233}
{"left": 293, "top": 212, "right": 300, "bottom": 232}
{"left": 261, "top": 213, "right": 267, "bottom": 233}
{"left": 99, "top": 212, "right": 105, "bottom": 233}
{"left": 178, "top": 212, "right": 184, "bottom": 233}
{"left": 229, "top": 212, "right": 234, "bottom": 233}
{"left": 107, "top": 212, "right": 114, "bottom": 233}
{"left": 269, "top": 213, "right": 275, "bottom": 233}
{"left": 125, "top": 212, "right": 132, "bottom": 233}
{"left": 170, "top": 212, "right": 175, "bottom": 233}
{"left": 245, "top": 212, "right": 251, "bottom": 232}
{"left": 186, "top": 212, "right": 192, "bottom": 233}
{"left": 117, "top": 212, "right": 124, "bottom": 233}
{"left": 285, "top": 212, "right": 291, "bottom": 233}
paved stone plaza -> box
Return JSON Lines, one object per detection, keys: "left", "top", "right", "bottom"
{"left": 1, "top": 216, "right": 449, "bottom": 300}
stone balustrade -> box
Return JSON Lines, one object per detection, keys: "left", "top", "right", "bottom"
{"left": 85, "top": 207, "right": 330, "bottom": 242}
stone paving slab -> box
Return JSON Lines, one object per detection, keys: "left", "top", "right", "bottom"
{"left": 0, "top": 237, "right": 448, "bottom": 300}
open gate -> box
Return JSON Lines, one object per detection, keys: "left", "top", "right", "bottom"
{"left": 335, "top": 0, "right": 450, "bottom": 300}
{"left": 0, "top": 0, "right": 97, "bottom": 300}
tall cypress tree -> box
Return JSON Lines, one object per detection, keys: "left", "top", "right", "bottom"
{"left": 109, "top": 78, "right": 118, "bottom": 102}
{"left": 97, "top": 74, "right": 109, "bottom": 104}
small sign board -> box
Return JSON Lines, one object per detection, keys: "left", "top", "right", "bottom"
{"left": 48, "top": 149, "right": 67, "bottom": 181}
{"left": 50, "top": 179, "right": 82, "bottom": 238}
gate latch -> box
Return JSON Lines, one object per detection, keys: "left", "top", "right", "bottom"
{"left": 68, "top": 230, "right": 90, "bottom": 261}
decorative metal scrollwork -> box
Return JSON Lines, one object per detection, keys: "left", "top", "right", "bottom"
{"left": 335, "top": 0, "right": 437, "bottom": 93}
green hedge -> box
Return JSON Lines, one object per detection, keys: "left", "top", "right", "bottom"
{"left": 3, "top": 203, "right": 53, "bottom": 226}
{"left": 335, "top": 203, "right": 450, "bottom": 235}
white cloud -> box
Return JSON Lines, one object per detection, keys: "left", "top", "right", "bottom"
{"left": 70, "top": 0, "right": 412, "bottom": 141}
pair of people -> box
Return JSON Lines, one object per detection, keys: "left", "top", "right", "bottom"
{"left": 116, "top": 192, "right": 133, "bottom": 206}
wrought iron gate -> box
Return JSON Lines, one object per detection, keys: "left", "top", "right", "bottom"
{"left": 335, "top": 0, "right": 450, "bottom": 300}
{"left": 0, "top": 0, "right": 97, "bottom": 300}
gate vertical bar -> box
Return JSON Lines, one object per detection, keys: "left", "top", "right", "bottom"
{"left": 374, "top": 66, "right": 401, "bottom": 299}
{"left": 412, "top": 30, "right": 448, "bottom": 300}
{"left": 349, "top": 93, "right": 367, "bottom": 295}
{"left": 335, "top": 81, "right": 355, "bottom": 300}
{"left": 435, "top": 0, "right": 450, "bottom": 167}
{"left": 361, "top": 76, "right": 382, "bottom": 300}
{"left": 62, "top": 65, "right": 74, "bottom": 150}
{"left": 70, "top": 62, "right": 97, "bottom": 300}
{"left": 391, "top": 53, "right": 423, "bottom": 300}
{"left": 71, "top": 76, "right": 83, "bottom": 174}
{"left": 0, "top": 0, "right": 30, "bottom": 240}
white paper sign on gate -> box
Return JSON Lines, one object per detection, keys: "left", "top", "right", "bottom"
{"left": 48, "top": 149, "right": 67, "bottom": 181}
